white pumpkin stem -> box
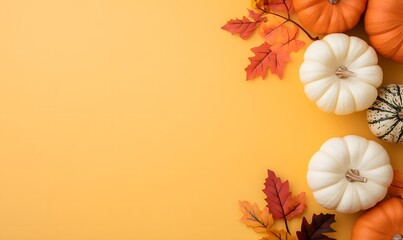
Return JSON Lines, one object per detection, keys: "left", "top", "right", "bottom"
{"left": 328, "top": 0, "right": 340, "bottom": 4}
{"left": 399, "top": 110, "right": 403, "bottom": 119}
{"left": 392, "top": 234, "right": 402, "bottom": 240}
{"left": 335, "top": 66, "right": 357, "bottom": 79}
{"left": 345, "top": 169, "right": 368, "bottom": 183}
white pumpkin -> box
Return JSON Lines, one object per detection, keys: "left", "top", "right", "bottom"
{"left": 300, "top": 33, "right": 383, "bottom": 115}
{"left": 368, "top": 84, "right": 403, "bottom": 144}
{"left": 307, "top": 135, "right": 393, "bottom": 213}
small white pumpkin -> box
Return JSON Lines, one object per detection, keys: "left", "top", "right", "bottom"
{"left": 368, "top": 84, "right": 403, "bottom": 144}
{"left": 307, "top": 135, "right": 393, "bottom": 213}
{"left": 300, "top": 33, "right": 383, "bottom": 115}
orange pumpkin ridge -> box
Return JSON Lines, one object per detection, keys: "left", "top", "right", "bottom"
{"left": 351, "top": 198, "right": 403, "bottom": 240}
{"left": 293, "top": 0, "right": 367, "bottom": 34}
{"left": 365, "top": 0, "right": 403, "bottom": 63}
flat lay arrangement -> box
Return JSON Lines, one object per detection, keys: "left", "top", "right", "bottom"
{"left": 223, "top": 0, "right": 403, "bottom": 239}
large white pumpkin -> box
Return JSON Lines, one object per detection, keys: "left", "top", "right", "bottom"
{"left": 307, "top": 135, "right": 393, "bottom": 213}
{"left": 300, "top": 33, "right": 383, "bottom": 115}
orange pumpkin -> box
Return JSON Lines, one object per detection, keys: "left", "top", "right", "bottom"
{"left": 351, "top": 197, "right": 403, "bottom": 240}
{"left": 365, "top": 0, "right": 403, "bottom": 63}
{"left": 293, "top": 0, "right": 367, "bottom": 35}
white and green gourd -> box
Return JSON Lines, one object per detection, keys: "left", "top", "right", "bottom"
{"left": 368, "top": 84, "right": 403, "bottom": 144}
{"left": 300, "top": 33, "right": 383, "bottom": 115}
{"left": 307, "top": 135, "right": 393, "bottom": 214}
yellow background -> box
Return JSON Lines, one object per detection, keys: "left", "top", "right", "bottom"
{"left": 0, "top": 1, "right": 401, "bottom": 239}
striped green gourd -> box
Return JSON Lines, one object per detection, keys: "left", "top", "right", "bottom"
{"left": 367, "top": 84, "right": 403, "bottom": 143}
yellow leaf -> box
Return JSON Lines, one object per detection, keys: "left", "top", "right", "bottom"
{"left": 239, "top": 201, "right": 273, "bottom": 233}
{"left": 263, "top": 229, "right": 297, "bottom": 240}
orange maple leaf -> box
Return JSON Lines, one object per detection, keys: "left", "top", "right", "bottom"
{"left": 388, "top": 169, "right": 403, "bottom": 198}
{"left": 245, "top": 42, "right": 291, "bottom": 80}
{"left": 239, "top": 201, "right": 274, "bottom": 233}
{"left": 263, "top": 229, "right": 297, "bottom": 240}
{"left": 261, "top": 22, "right": 289, "bottom": 45}
{"left": 270, "top": 25, "right": 305, "bottom": 54}
{"left": 251, "top": 0, "right": 293, "bottom": 13}
{"left": 221, "top": 10, "right": 267, "bottom": 40}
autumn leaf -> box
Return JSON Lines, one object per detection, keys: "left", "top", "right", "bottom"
{"left": 388, "top": 169, "right": 403, "bottom": 198}
{"left": 239, "top": 201, "right": 274, "bottom": 233}
{"left": 251, "top": 0, "right": 269, "bottom": 12}
{"left": 262, "top": 170, "right": 306, "bottom": 220}
{"left": 296, "top": 213, "right": 336, "bottom": 240}
{"left": 261, "top": 22, "right": 288, "bottom": 45}
{"left": 263, "top": 229, "right": 297, "bottom": 240}
{"left": 251, "top": 0, "right": 293, "bottom": 13}
{"left": 245, "top": 42, "right": 290, "bottom": 80}
{"left": 221, "top": 10, "right": 267, "bottom": 40}
{"left": 267, "top": 0, "right": 294, "bottom": 14}
{"left": 270, "top": 26, "right": 305, "bottom": 54}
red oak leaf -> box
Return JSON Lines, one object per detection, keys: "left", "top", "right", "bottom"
{"left": 262, "top": 170, "right": 306, "bottom": 220}
{"left": 270, "top": 26, "right": 305, "bottom": 54}
{"left": 245, "top": 42, "right": 291, "bottom": 80}
{"left": 388, "top": 169, "right": 403, "bottom": 198}
{"left": 296, "top": 213, "right": 336, "bottom": 240}
{"left": 221, "top": 10, "right": 267, "bottom": 40}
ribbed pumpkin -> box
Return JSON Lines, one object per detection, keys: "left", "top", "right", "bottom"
{"left": 351, "top": 197, "right": 403, "bottom": 240}
{"left": 293, "top": 0, "right": 367, "bottom": 35}
{"left": 307, "top": 135, "right": 393, "bottom": 213}
{"left": 368, "top": 84, "right": 403, "bottom": 144}
{"left": 365, "top": 0, "right": 403, "bottom": 63}
{"left": 300, "top": 33, "right": 382, "bottom": 115}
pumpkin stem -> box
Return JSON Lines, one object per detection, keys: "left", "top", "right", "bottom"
{"left": 392, "top": 234, "right": 402, "bottom": 240}
{"left": 399, "top": 110, "right": 403, "bottom": 119}
{"left": 328, "top": 0, "right": 340, "bottom": 4}
{"left": 345, "top": 169, "right": 368, "bottom": 183}
{"left": 336, "top": 66, "right": 357, "bottom": 79}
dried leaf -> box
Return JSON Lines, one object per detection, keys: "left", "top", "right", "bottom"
{"left": 239, "top": 201, "right": 274, "bottom": 233}
{"left": 245, "top": 42, "right": 290, "bottom": 80}
{"left": 388, "top": 169, "right": 403, "bottom": 198}
{"left": 221, "top": 10, "right": 267, "bottom": 40}
{"left": 296, "top": 213, "right": 336, "bottom": 240}
{"left": 264, "top": 229, "right": 297, "bottom": 240}
{"left": 262, "top": 170, "right": 306, "bottom": 220}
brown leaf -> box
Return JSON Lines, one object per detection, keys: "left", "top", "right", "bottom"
{"left": 239, "top": 201, "right": 274, "bottom": 233}
{"left": 388, "top": 169, "right": 403, "bottom": 198}
{"left": 296, "top": 213, "right": 336, "bottom": 240}
{"left": 263, "top": 229, "right": 297, "bottom": 240}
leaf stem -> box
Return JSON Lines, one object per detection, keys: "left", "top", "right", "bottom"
{"left": 266, "top": 12, "right": 318, "bottom": 41}
{"left": 257, "top": 7, "right": 319, "bottom": 41}
{"left": 284, "top": 217, "right": 290, "bottom": 234}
